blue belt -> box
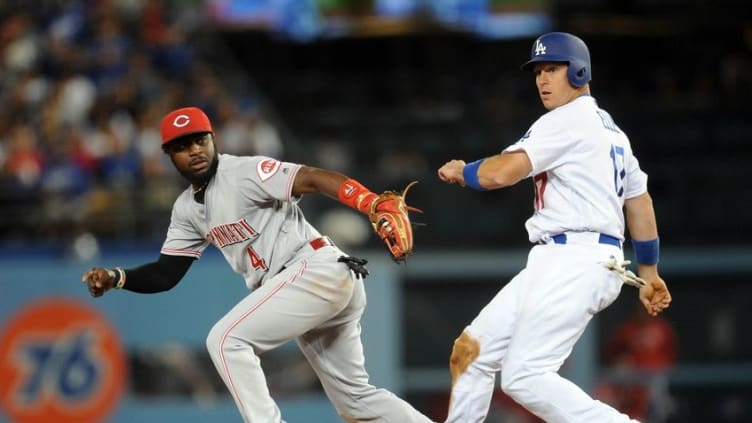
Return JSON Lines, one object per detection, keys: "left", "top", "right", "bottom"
{"left": 551, "top": 233, "right": 621, "bottom": 248}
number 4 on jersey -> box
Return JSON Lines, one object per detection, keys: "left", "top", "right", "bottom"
{"left": 246, "top": 246, "right": 269, "bottom": 271}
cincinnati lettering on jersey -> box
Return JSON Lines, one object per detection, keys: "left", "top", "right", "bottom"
{"left": 208, "top": 219, "right": 258, "bottom": 248}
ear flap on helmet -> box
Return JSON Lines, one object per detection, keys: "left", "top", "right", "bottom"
{"left": 568, "top": 62, "right": 590, "bottom": 87}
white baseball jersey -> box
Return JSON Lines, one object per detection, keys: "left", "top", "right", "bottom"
{"left": 504, "top": 95, "right": 647, "bottom": 243}
{"left": 160, "top": 154, "right": 322, "bottom": 289}
{"left": 447, "top": 95, "right": 646, "bottom": 423}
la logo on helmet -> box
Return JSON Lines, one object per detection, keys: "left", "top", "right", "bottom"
{"left": 534, "top": 39, "right": 547, "bottom": 56}
{"left": 173, "top": 114, "right": 191, "bottom": 127}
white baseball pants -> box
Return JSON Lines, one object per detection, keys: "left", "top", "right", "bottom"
{"left": 446, "top": 235, "right": 640, "bottom": 423}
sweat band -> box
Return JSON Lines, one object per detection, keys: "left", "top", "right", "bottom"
{"left": 338, "top": 179, "right": 377, "bottom": 214}
{"left": 463, "top": 159, "right": 487, "bottom": 191}
{"left": 632, "top": 237, "right": 660, "bottom": 265}
{"left": 114, "top": 267, "right": 126, "bottom": 289}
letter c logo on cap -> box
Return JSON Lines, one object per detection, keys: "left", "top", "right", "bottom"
{"left": 173, "top": 114, "right": 190, "bottom": 128}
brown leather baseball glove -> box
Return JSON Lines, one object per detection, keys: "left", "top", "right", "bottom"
{"left": 369, "top": 181, "right": 422, "bottom": 262}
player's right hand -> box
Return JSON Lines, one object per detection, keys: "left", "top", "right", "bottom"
{"left": 438, "top": 159, "right": 467, "bottom": 186}
{"left": 82, "top": 267, "right": 116, "bottom": 297}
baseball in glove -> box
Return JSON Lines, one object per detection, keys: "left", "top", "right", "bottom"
{"left": 368, "top": 181, "right": 422, "bottom": 262}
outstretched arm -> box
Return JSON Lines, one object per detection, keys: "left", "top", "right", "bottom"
{"left": 625, "top": 192, "right": 671, "bottom": 316}
{"left": 292, "top": 165, "right": 418, "bottom": 262}
{"left": 82, "top": 254, "right": 195, "bottom": 297}
{"left": 292, "top": 166, "right": 348, "bottom": 198}
{"left": 292, "top": 165, "right": 389, "bottom": 215}
{"left": 438, "top": 151, "right": 532, "bottom": 190}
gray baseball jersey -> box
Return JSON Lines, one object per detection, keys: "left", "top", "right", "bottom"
{"left": 161, "top": 154, "right": 321, "bottom": 289}
{"left": 161, "top": 153, "right": 434, "bottom": 423}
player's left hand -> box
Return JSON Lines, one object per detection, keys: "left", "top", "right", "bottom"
{"left": 638, "top": 274, "right": 671, "bottom": 316}
{"left": 368, "top": 181, "right": 421, "bottom": 262}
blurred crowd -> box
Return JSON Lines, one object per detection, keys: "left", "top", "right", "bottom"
{"left": 0, "top": 0, "right": 283, "bottom": 243}
{"left": 2, "top": 1, "right": 751, "bottom": 250}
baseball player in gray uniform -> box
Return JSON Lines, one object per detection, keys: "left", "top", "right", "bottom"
{"left": 437, "top": 32, "right": 672, "bottom": 422}
{"left": 81, "top": 106, "right": 434, "bottom": 423}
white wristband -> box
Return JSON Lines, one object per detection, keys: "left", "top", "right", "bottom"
{"left": 114, "top": 267, "right": 126, "bottom": 289}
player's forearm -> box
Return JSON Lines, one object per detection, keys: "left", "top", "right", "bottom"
{"left": 625, "top": 192, "right": 661, "bottom": 270}
{"left": 465, "top": 152, "right": 532, "bottom": 190}
{"left": 293, "top": 166, "right": 349, "bottom": 198}
{"left": 294, "top": 166, "right": 379, "bottom": 214}
{"left": 121, "top": 254, "right": 194, "bottom": 293}
{"left": 479, "top": 154, "right": 522, "bottom": 188}
{"left": 625, "top": 192, "right": 658, "bottom": 241}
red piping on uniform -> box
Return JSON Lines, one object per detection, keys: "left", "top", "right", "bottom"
{"left": 218, "top": 260, "right": 307, "bottom": 412}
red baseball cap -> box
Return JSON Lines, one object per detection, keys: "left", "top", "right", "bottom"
{"left": 160, "top": 106, "right": 213, "bottom": 145}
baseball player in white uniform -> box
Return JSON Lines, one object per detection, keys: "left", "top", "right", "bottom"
{"left": 437, "top": 32, "right": 672, "bottom": 422}
{"left": 82, "top": 106, "right": 434, "bottom": 423}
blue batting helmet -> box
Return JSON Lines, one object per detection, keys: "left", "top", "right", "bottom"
{"left": 521, "top": 32, "right": 591, "bottom": 87}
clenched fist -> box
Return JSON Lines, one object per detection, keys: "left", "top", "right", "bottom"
{"left": 438, "top": 159, "right": 467, "bottom": 186}
{"left": 82, "top": 267, "right": 118, "bottom": 297}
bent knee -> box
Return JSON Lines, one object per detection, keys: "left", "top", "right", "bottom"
{"left": 500, "top": 371, "right": 536, "bottom": 400}
{"left": 332, "top": 386, "right": 387, "bottom": 421}
{"left": 449, "top": 331, "right": 480, "bottom": 386}
{"left": 205, "top": 321, "right": 225, "bottom": 359}
{"left": 205, "top": 320, "right": 247, "bottom": 357}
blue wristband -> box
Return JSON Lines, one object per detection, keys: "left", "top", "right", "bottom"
{"left": 632, "top": 237, "right": 660, "bottom": 265}
{"left": 463, "top": 159, "right": 487, "bottom": 191}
